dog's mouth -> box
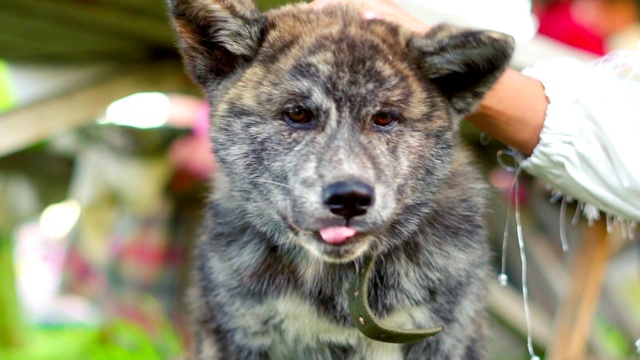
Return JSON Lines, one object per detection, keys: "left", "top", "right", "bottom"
{"left": 284, "top": 217, "right": 376, "bottom": 262}
{"left": 299, "top": 227, "right": 371, "bottom": 263}
{"left": 318, "top": 226, "right": 357, "bottom": 245}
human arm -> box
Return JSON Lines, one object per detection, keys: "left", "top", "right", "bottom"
{"left": 459, "top": 51, "right": 640, "bottom": 221}
{"left": 465, "top": 68, "right": 547, "bottom": 156}
{"left": 518, "top": 57, "right": 640, "bottom": 221}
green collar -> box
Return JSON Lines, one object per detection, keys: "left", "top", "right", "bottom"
{"left": 348, "top": 255, "right": 444, "bottom": 344}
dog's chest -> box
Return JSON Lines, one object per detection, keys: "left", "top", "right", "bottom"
{"left": 266, "top": 295, "right": 404, "bottom": 359}
{"left": 235, "top": 294, "right": 435, "bottom": 359}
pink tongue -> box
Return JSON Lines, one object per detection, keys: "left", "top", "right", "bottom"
{"left": 319, "top": 227, "right": 357, "bottom": 245}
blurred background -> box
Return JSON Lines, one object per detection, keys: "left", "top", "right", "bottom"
{"left": 0, "top": 0, "right": 638, "bottom": 359}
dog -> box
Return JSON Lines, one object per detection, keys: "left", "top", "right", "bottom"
{"left": 167, "top": 0, "right": 514, "bottom": 358}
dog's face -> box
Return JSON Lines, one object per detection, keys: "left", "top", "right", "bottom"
{"left": 169, "top": 0, "right": 513, "bottom": 262}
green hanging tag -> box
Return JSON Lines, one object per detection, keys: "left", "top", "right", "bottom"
{"left": 348, "top": 255, "right": 443, "bottom": 344}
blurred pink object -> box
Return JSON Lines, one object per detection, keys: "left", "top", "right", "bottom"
{"left": 169, "top": 101, "right": 217, "bottom": 180}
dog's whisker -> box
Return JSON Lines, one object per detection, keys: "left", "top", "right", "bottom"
{"left": 253, "top": 179, "right": 291, "bottom": 189}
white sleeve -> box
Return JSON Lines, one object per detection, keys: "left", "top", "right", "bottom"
{"left": 519, "top": 57, "right": 640, "bottom": 222}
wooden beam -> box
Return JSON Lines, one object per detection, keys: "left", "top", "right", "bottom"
{"left": 0, "top": 33, "right": 151, "bottom": 63}
{"left": 0, "top": 62, "right": 193, "bottom": 157}
{"left": 0, "top": 10, "right": 145, "bottom": 56}
{"left": 4, "top": 0, "right": 174, "bottom": 47}
{"left": 546, "top": 220, "right": 614, "bottom": 360}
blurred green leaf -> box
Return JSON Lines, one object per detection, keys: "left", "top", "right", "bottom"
{"left": 593, "top": 318, "right": 632, "bottom": 358}
{"left": 0, "top": 232, "right": 23, "bottom": 349}
{"left": 0, "top": 317, "right": 183, "bottom": 360}
{"left": 0, "top": 327, "right": 99, "bottom": 360}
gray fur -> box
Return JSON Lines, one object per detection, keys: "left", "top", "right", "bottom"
{"left": 167, "top": 1, "right": 514, "bottom": 359}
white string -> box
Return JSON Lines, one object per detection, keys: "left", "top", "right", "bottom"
{"left": 620, "top": 218, "right": 630, "bottom": 240}
{"left": 606, "top": 214, "right": 614, "bottom": 234}
{"left": 549, "top": 191, "right": 563, "bottom": 204}
{"left": 495, "top": 149, "right": 539, "bottom": 360}
{"left": 559, "top": 195, "right": 570, "bottom": 252}
{"left": 498, "top": 166, "right": 518, "bottom": 287}
{"left": 514, "top": 170, "right": 539, "bottom": 360}
{"left": 571, "top": 201, "right": 583, "bottom": 226}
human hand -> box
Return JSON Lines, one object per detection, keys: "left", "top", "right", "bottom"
{"left": 308, "top": 0, "right": 431, "bottom": 33}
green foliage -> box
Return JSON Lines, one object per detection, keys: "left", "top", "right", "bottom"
{"left": 0, "top": 327, "right": 99, "bottom": 360}
{"left": 593, "top": 318, "right": 634, "bottom": 358}
{"left": 0, "top": 318, "right": 183, "bottom": 360}
{"left": 0, "top": 232, "right": 23, "bottom": 348}
{"left": 0, "top": 60, "right": 16, "bottom": 113}
{"left": 89, "top": 319, "right": 182, "bottom": 360}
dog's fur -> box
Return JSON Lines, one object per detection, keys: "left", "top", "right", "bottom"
{"left": 167, "top": 1, "right": 514, "bottom": 359}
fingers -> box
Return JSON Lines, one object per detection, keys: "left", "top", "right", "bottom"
{"left": 361, "top": 10, "right": 382, "bottom": 20}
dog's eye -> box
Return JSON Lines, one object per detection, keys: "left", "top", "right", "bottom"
{"left": 371, "top": 111, "right": 398, "bottom": 129}
{"left": 284, "top": 107, "right": 312, "bottom": 126}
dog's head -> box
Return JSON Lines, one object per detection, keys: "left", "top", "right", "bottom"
{"left": 168, "top": 0, "right": 514, "bottom": 262}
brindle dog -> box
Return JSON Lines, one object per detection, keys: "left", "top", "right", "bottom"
{"left": 167, "top": 1, "right": 514, "bottom": 358}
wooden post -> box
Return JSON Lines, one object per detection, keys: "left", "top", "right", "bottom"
{"left": 546, "top": 220, "right": 613, "bottom": 360}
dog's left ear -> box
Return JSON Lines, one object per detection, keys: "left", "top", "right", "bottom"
{"left": 410, "top": 25, "right": 515, "bottom": 115}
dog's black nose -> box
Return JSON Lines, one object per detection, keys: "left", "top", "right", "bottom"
{"left": 323, "top": 181, "right": 374, "bottom": 220}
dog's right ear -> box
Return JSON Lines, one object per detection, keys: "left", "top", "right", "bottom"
{"left": 167, "top": 0, "right": 266, "bottom": 87}
{"left": 410, "top": 24, "right": 514, "bottom": 116}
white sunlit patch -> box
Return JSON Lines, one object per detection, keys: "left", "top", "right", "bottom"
{"left": 16, "top": 200, "right": 82, "bottom": 321}
{"left": 400, "top": 0, "right": 537, "bottom": 43}
{"left": 460, "top": 0, "right": 536, "bottom": 43}
{"left": 39, "top": 199, "right": 81, "bottom": 240}
{"left": 101, "top": 92, "right": 171, "bottom": 129}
